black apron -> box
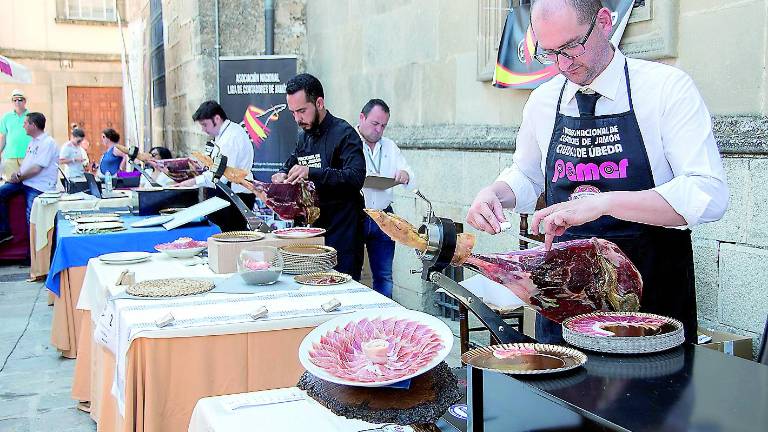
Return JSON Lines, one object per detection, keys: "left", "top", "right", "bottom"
{"left": 541, "top": 62, "right": 697, "bottom": 343}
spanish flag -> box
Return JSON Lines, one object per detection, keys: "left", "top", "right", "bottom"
{"left": 243, "top": 105, "right": 279, "bottom": 149}
{"left": 493, "top": 0, "right": 635, "bottom": 90}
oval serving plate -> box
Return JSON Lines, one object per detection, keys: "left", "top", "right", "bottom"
{"left": 272, "top": 227, "right": 326, "bottom": 239}
{"left": 298, "top": 309, "right": 453, "bottom": 387}
{"left": 461, "top": 343, "right": 587, "bottom": 375}
{"left": 562, "top": 312, "right": 685, "bottom": 354}
{"left": 294, "top": 271, "right": 351, "bottom": 286}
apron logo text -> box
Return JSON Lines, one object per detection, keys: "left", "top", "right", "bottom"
{"left": 552, "top": 159, "right": 629, "bottom": 183}
{"left": 297, "top": 154, "right": 322, "bottom": 168}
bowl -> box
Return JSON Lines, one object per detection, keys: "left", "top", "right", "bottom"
{"left": 238, "top": 247, "right": 283, "bottom": 285}
{"left": 156, "top": 246, "right": 206, "bottom": 259}
{"left": 154, "top": 237, "right": 208, "bottom": 259}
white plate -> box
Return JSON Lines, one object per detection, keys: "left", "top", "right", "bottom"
{"left": 298, "top": 309, "right": 453, "bottom": 387}
{"left": 76, "top": 221, "right": 124, "bottom": 230}
{"left": 131, "top": 215, "right": 174, "bottom": 228}
{"left": 75, "top": 216, "right": 121, "bottom": 224}
{"left": 98, "top": 251, "right": 152, "bottom": 264}
{"left": 272, "top": 227, "right": 326, "bottom": 239}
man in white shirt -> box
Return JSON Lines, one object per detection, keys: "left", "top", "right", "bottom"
{"left": 358, "top": 99, "right": 415, "bottom": 297}
{"left": 0, "top": 112, "right": 59, "bottom": 244}
{"left": 466, "top": 0, "right": 728, "bottom": 343}
{"left": 175, "top": 100, "right": 255, "bottom": 231}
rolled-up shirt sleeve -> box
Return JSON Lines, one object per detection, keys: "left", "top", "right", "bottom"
{"left": 496, "top": 99, "right": 545, "bottom": 214}
{"left": 653, "top": 71, "right": 729, "bottom": 227}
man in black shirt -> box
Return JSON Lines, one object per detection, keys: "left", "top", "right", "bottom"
{"left": 273, "top": 73, "right": 366, "bottom": 280}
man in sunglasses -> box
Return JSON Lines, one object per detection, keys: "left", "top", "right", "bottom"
{"left": 0, "top": 89, "right": 31, "bottom": 181}
{"left": 467, "top": 0, "right": 728, "bottom": 344}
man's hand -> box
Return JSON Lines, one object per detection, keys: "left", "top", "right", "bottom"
{"left": 467, "top": 187, "right": 506, "bottom": 234}
{"left": 8, "top": 172, "right": 21, "bottom": 184}
{"left": 531, "top": 194, "right": 610, "bottom": 250}
{"left": 285, "top": 165, "right": 309, "bottom": 184}
{"left": 394, "top": 170, "right": 409, "bottom": 185}
{"left": 170, "top": 178, "right": 196, "bottom": 188}
{"left": 271, "top": 172, "right": 287, "bottom": 183}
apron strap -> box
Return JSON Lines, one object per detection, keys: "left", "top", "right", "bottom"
{"left": 623, "top": 60, "right": 635, "bottom": 112}
{"left": 556, "top": 78, "right": 568, "bottom": 113}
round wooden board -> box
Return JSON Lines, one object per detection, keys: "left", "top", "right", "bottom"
{"left": 297, "top": 361, "right": 460, "bottom": 427}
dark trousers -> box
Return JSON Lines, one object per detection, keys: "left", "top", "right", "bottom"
{"left": 203, "top": 187, "right": 256, "bottom": 232}
{"left": 316, "top": 202, "right": 364, "bottom": 281}
{"left": 363, "top": 206, "right": 395, "bottom": 298}
{"left": 0, "top": 182, "right": 42, "bottom": 233}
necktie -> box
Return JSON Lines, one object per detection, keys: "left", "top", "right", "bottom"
{"left": 575, "top": 90, "right": 601, "bottom": 116}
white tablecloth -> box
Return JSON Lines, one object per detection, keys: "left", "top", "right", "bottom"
{"left": 188, "top": 387, "right": 415, "bottom": 432}
{"left": 78, "top": 253, "right": 399, "bottom": 415}
{"left": 30, "top": 191, "right": 132, "bottom": 251}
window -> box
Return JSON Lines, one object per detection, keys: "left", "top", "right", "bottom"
{"left": 150, "top": 0, "right": 167, "bottom": 107}
{"left": 64, "top": 0, "right": 117, "bottom": 22}
{"left": 477, "top": 0, "right": 515, "bottom": 81}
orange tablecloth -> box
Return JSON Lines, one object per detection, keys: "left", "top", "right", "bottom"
{"left": 72, "top": 313, "right": 313, "bottom": 432}
{"left": 51, "top": 266, "right": 87, "bottom": 358}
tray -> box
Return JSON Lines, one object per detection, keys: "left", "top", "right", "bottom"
{"left": 461, "top": 343, "right": 587, "bottom": 375}
{"left": 562, "top": 312, "right": 685, "bottom": 354}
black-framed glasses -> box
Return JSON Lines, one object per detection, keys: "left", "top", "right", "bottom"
{"left": 534, "top": 13, "right": 598, "bottom": 65}
{"left": 12, "top": 98, "right": 25, "bottom": 102}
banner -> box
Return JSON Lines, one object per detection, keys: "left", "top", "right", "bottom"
{"left": 493, "top": 0, "right": 635, "bottom": 89}
{"left": 219, "top": 56, "right": 297, "bottom": 181}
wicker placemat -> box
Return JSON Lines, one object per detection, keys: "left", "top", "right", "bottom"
{"left": 126, "top": 278, "right": 215, "bottom": 297}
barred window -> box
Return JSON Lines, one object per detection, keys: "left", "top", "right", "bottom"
{"left": 150, "top": 0, "right": 167, "bottom": 107}
{"left": 64, "top": 0, "right": 117, "bottom": 22}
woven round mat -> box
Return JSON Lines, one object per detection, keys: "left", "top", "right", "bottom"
{"left": 126, "top": 278, "right": 215, "bottom": 297}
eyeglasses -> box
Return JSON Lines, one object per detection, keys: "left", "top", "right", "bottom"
{"left": 12, "top": 98, "right": 25, "bottom": 102}
{"left": 534, "top": 13, "right": 598, "bottom": 65}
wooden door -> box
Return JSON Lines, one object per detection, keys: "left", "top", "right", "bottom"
{"left": 67, "top": 87, "right": 123, "bottom": 172}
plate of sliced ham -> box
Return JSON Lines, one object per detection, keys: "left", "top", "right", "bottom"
{"left": 154, "top": 237, "right": 208, "bottom": 258}
{"left": 272, "top": 227, "right": 326, "bottom": 239}
{"left": 299, "top": 309, "right": 453, "bottom": 387}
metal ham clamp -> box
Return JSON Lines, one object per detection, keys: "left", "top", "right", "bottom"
{"left": 209, "top": 153, "right": 270, "bottom": 233}
{"left": 411, "top": 189, "right": 534, "bottom": 346}
{"left": 121, "top": 144, "right": 162, "bottom": 187}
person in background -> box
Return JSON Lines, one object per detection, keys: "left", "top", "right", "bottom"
{"left": 357, "top": 98, "right": 416, "bottom": 297}
{"left": 59, "top": 127, "right": 87, "bottom": 179}
{"left": 274, "top": 73, "right": 366, "bottom": 280}
{"left": 0, "top": 89, "right": 31, "bottom": 181}
{"left": 140, "top": 146, "right": 174, "bottom": 187}
{"left": 0, "top": 112, "right": 59, "bottom": 244}
{"left": 98, "top": 128, "right": 126, "bottom": 177}
{"left": 173, "top": 100, "right": 255, "bottom": 232}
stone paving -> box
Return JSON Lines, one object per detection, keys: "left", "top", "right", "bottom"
{"left": 0, "top": 262, "right": 484, "bottom": 431}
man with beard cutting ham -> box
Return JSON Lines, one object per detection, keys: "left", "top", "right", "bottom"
{"left": 466, "top": 0, "right": 728, "bottom": 344}
{"left": 273, "top": 73, "right": 366, "bottom": 281}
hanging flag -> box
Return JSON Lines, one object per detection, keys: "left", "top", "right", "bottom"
{"left": 0, "top": 54, "right": 32, "bottom": 84}
{"left": 243, "top": 105, "right": 282, "bottom": 149}
{"left": 493, "top": 0, "right": 635, "bottom": 89}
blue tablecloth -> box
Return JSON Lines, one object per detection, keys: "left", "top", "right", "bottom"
{"left": 45, "top": 214, "right": 221, "bottom": 295}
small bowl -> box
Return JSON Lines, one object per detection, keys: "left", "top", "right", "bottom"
{"left": 156, "top": 246, "right": 207, "bottom": 259}
{"left": 238, "top": 247, "right": 283, "bottom": 285}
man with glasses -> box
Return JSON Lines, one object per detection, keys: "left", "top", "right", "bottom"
{"left": 467, "top": 0, "right": 728, "bottom": 344}
{"left": 0, "top": 89, "right": 31, "bottom": 181}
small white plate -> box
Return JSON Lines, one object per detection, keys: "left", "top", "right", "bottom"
{"left": 156, "top": 246, "right": 206, "bottom": 259}
{"left": 98, "top": 251, "right": 152, "bottom": 264}
{"left": 75, "top": 216, "right": 121, "bottom": 224}
{"left": 131, "top": 215, "right": 174, "bottom": 228}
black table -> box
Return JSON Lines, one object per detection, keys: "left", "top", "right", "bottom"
{"left": 465, "top": 345, "right": 768, "bottom": 432}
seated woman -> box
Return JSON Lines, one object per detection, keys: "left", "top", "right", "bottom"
{"left": 140, "top": 146, "right": 175, "bottom": 187}
{"left": 97, "top": 128, "right": 127, "bottom": 177}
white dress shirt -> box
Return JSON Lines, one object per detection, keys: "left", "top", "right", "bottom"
{"left": 359, "top": 133, "right": 416, "bottom": 210}
{"left": 195, "top": 119, "right": 254, "bottom": 194}
{"left": 21, "top": 132, "right": 59, "bottom": 192}
{"left": 497, "top": 49, "right": 728, "bottom": 228}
